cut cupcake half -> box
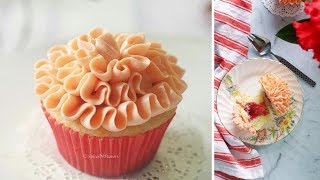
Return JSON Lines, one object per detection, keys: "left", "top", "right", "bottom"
{"left": 259, "top": 73, "right": 292, "bottom": 116}
{"left": 232, "top": 93, "right": 271, "bottom": 136}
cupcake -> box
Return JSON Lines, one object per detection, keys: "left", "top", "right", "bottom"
{"left": 232, "top": 92, "right": 271, "bottom": 136}
{"left": 259, "top": 73, "right": 291, "bottom": 115}
{"left": 232, "top": 73, "right": 292, "bottom": 135}
{"left": 33, "top": 27, "right": 187, "bottom": 177}
{"left": 279, "top": 0, "right": 302, "bottom": 4}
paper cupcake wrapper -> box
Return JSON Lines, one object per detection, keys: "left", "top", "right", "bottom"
{"left": 41, "top": 106, "right": 174, "bottom": 177}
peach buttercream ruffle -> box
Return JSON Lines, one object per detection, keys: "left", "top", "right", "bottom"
{"left": 34, "top": 27, "right": 187, "bottom": 132}
{"left": 232, "top": 98, "right": 257, "bottom": 136}
{"left": 259, "top": 73, "right": 291, "bottom": 115}
{"left": 279, "top": 0, "right": 302, "bottom": 4}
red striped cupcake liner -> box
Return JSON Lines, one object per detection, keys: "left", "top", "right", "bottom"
{"left": 41, "top": 105, "right": 174, "bottom": 177}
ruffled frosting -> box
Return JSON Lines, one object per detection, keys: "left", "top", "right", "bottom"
{"left": 279, "top": 0, "right": 302, "bottom": 4}
{"left": 34, "top": 27, "right": 187, "bottom": 132}
{"left": 259, "top": 73, "right": 291, "bottom": 115}
{"left": 232, "top": 97, "right": 257, "bottom": 135}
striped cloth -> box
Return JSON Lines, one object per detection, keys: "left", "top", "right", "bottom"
{"left": 214, "top": 0, "right": 264, "bottom": 179}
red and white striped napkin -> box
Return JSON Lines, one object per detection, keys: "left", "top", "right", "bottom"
{"left": 214, "top": 0, "right": 264, "bottom": 179}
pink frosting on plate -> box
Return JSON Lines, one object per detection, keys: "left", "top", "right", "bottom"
{"left": 34, "top": 27, "right": 187, "bottom": 132}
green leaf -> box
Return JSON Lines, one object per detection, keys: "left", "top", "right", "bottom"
{"left": 286, "top": 126, "right": 290, "bottom": 134}
{"left": 276, "top": 19, "right": 310, "bottom": 44}
{"left": 272, "top": 132, "right": 275, "bottom": 138}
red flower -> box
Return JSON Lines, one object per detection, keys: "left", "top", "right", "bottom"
{"left": 256, "top": 128, "right": 267, "bottom": 141}
{"left": 293, "top": 0, "right": 320, "bottom": 67}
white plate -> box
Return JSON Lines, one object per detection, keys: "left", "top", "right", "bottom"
{"left": 217, "top": 58, "right": 304, "bottom": 145}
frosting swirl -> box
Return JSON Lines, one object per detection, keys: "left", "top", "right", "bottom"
{"left": 259, "top": 73, "right": 291, "bottom": 115}
{"left": 34, "top": 28, "right": 187, "bottom": 132}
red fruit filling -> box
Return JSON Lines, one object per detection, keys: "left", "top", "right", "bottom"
{"left": 244, "top": 102, "right": 269, "bottom": 121}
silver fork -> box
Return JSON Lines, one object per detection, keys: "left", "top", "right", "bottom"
{"left": 248, "top": 33, "right": 316, "bottom": 87}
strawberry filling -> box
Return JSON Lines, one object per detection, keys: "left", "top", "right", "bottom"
{"left": 244, "top": 102, "right": 269, "bottom": 121}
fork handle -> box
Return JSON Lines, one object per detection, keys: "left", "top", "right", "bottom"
{"left": 271, "top": 52, "right": 316, "bottom": 87}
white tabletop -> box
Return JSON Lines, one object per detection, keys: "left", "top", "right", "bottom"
{"left": 249, "top": 1, "right": 320, "bottom": 179}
